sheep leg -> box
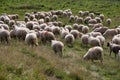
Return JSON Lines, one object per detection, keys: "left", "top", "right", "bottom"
{"left": 109, "top": 49, "right": 112, "bottom": 56}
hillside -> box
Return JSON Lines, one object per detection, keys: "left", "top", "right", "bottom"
{"left": 0, "top": 0, "right": 120, "bottom": 80}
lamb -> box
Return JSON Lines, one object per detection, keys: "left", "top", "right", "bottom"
{"left": 83, "top": 46, "right": 103, "bottom": 63}
{"left": 107, "top": 42, "right": 120, "bottom": 58}
{"left": 51, "top": 40, "right": 64, "bottom": 57}
{"left": 64, "top": 33, "right": 75, "bottom": 47}
{"left": 25, "top": 32, "right": 38, "bottom": 47}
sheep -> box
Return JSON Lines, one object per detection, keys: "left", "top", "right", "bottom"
{"left": 0, "top": 29, "right": 10, "bottom": 44}
{"left": 111, "top": 34, "right": 120, "bottom": 45}
{"left": 51, "top": 15, "right": 58, "bottom": 21}
{"left": 103, "top": 29, "right": 118, "bottom": 38}
{"left": 106, "top": 18, "right": 111, "bottom": 27}
{"left": 65, "top": 25, "right": 72, "bottom": 32}
{"left": 93, "top": 27, "right": 108, "bottom": 35}
{"left": 75, "top": 17, "right": 83, "bottom": 24}
{"left": 51, "top": 40, "right": 64, "bottom": 57}
{"left": 84, "top": 16, "right": 92, "bottom": 24}
{"left": 95, "top": 17, "right": 102, "bottom": 23}
{"left": 88, "top": 19, "right": 97, "bottom": 24}
{"left": 38, "top": 19, "right": 45, "bottom": 24}
{"left": 64, "top": 33, "right": 75, "bottom": 47}
{"left": 39, "top": 31, "right": 55, "bottom": 44}
{"left": 88, "top": 36, "right": 101, "bottom": 47}
{"left": 99, "top": 14, "right": 104, "bottom": 21}
{"left": 69, "top": 15, "right": 75, "bottom": 22}
{"left": 89, "top": 13, "right": 95, "bottom": 19}
{"left": 73, "top": 23, "right": 79, "bottom": 30}
{"left": 82, "top": 26, "right": 89, "bottom": 34}
{"left": 92, "top": 23, "right": 103, "bottom": 30}
{"left": 60, "top": 28, "right": 69, "bottom": 39}
{"left": 83, "top": 46, "right": 103, "bottom": 63}
{"left": 88, "top": 32, "right": 102, "bottom": 37}
{"left": 81, "top": 34, "right": 89, "bottom": 45}
{"left": 70, "top": 30, "right": 79, "bottom": 39}
{"left": 107, "top": 42, "right": 120, "bottom": 58}
{"left": 13, "top": 25, "right": 29, "bottom": 40}
{"left": 96, "top": 36, "right": 105, "bottom": 47}
{"left": 0, "top": 24, "right": 9, "bottom": 30}
{"left": 25, "top": 32, "right": 38, "bottom": 47}
{"left": 26, "top": 21, "right": 34, "bottom": 30}
{"left": 51, "top": 26, "right": 61, "bottom": 36}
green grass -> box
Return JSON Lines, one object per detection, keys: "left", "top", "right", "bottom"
{"left": 0, "top": 0, "right": 120, "bottom": 80}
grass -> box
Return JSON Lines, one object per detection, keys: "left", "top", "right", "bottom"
{"left": 0, "top": 0, "right": 120, "bottom": 80}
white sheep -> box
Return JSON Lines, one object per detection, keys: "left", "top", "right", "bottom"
{"left": 88, "top": 36, "right": 101, "bottom": 47}
{"left": 96, "top": 35, "right": 105, "bottom": 47}
{"left": 70, "top": 30, "right": 79, "bottom": 39}
{"left": 83, "top": 46, "right": 103, "bottom": 63}
{"left": 81, "top": 34, "right": 89, "bottom": 45}
{"left": 106, "top": 18, "right": 111, "bottom": 26}
{"left": 82, "top": 26, "right": 89, "bottom": 34}
{"left": 51, "top": 40, "right": 64, "bottom": 57}
{"left": 64, "top": 33, "right": 75, "bottom": 47}
{"left": 25, "top": 32, "right": 38, "bottom": 47}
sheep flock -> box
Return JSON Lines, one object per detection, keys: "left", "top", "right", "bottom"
{"left": 0, "top": 9, "right": 120, "bottom": 63}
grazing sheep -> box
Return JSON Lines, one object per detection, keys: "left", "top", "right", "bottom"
{"left": 84, "top": 16, "right": 92, "bottom": 24}
{"left": 83, "top": 46, "right": 103, "bottom": 63}
{"left": 51, "top": 40, "right": 64, "bottom": 57}
{"left": 51, "top": 15, "right": 58, "bottom": 21}
{"left": 69, "top": 15, "right": 75, "bottom": 22}
{"left": 93, "top": 27, "right": 108, "bottom": 34}
{"left": 70, "top": 30, "right": 79, "bottom": 39}
{"left": 25, "top": 32, "right": 38, "bottom": 47}
{"left": 88, "top": 19, "right": 97, "bottom": 24}
{"left": 111, "top": 34, "right": 120, "bottom": 45}
{"left": 99, "top": 14, "right": 104, "bottom": 21}
{"left": 60, "top": 28, "right": 69, "bottom": 39}
{"left": 93, "top": 23, "right": 103, "bottom": 30}
{"left": 95, "top": 17, "right": 102, "bottom": 23}
{"left": 103, "top": 29, "right": 118, "bottom": 38}
{"left": 51, "top": 26, "right": 61, "bottom": 36}
{"left": 106, "top": 18, "right": 111, "bottom": 26}
{"left": 89, "top": 13, "right": 95, "bottom": 19}
{"left": 107, "top": 42, "right": 120, "bottom": 58}
{"left": 65, "top": 25, "right": 72, "bottom": 32}
{"left": 0, "top": 29, "right": 10, "bottom": 44}
{"left": 82, "top": 26, "right": 89, "bottom": 34}
{"left": 26, "top": 21, "right": 34, "bottom": 30}
{"left": 96, "top": 36, "right": 105, "bottom": 47}
{"left": 81, "top": 34, "right": 89, "bottom": 45}
{"left": 39, "top": 31, "right": 55, "bottom": 44}
{"left": 75, "top": 17, "right": 83, "bottom": 24}
{"left": 88, "top": 36, "right": 101, "bottom": 47}
{"left": 38, "top": 19, "right": 45, "bottom": 24}
{"left": 73, "top": 23, "right": 79, "bottom": 30}
{"left": 65, "top": 33, "right": 75, "bottom": 47}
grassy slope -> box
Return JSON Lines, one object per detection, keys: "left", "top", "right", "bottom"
{"left": 0, "top": 0, "right": 120, "bottom": 80}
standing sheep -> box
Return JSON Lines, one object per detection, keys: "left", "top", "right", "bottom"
{"left": 107, "top": 42, "right": 120, "bottom": 58}
{"left": 25, "top": 32, "right": 38, "bottom": 47}
{"left": 51, "top": 40, "right": 64, "bottom": 57}
{"left": 83, "top": 46, "right": 103, "bottom": 63}
{"left": 64, "top": 33, "right": 75, "bottom": 47}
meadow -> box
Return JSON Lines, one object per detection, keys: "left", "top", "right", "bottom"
{"left": 0, "top": 0, "right": 120, "bottom": 80}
